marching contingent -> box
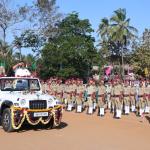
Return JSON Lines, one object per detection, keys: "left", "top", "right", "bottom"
{"left": 41, "top": 77, "right": 150, "bottom": 119}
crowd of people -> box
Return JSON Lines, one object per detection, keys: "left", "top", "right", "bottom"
{"left": 41, "top": 77, "right": 150, "bottom": 119}
{"left": 1, "top": 62, "right": 150, "bottom": 119}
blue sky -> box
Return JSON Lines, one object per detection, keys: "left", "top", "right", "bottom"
{"left": 3, "top": 0, "right": 150, "bottom": 54}
{"left": 56, "top": 0, "right": 150, "bottom": 39}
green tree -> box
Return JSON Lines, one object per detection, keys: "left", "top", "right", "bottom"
{"left": 40, "top": 13, "right": 99, "bottom": 79}
{"left": 131, "top": 29, "right": 150, "bottom": 77}
{"left": 98, "top": 8, "right": 138, "bottom": 75}
{"left": 13, "top": 30, "right": 45, "bottom": 59}
{"left": 110, "top": 8, "right": 137, "bottom": 45}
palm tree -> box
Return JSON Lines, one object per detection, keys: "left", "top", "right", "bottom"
{"left": 110, "top": 8, "right": 138, "bottom": 76}
{"left": 110, "top": 8, "right": 138, "bottom": 45}
{"left": 98, "top": 18, "right": 113, "bottom": 64}
{"left": 98, "top": 18, "right": 110, "bottom": 41}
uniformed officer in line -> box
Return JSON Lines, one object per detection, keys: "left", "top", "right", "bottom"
{"left": 65, "top": 80, "right": 73, "bottom": 111}
{"left": 106, "top": 81, "right": 112, "bottom": 109}
{"left": 123, "top": 80, "right": 130, "bottom": 115}
{"left": 69, "top": 79, "right": 76, "bottom": 108}
{"left": 56, "top": 79, "right": 63, "bottom": 102}
{"left": 51, "top": 79, "right": 57, "bottom": 97}
{"left": 75, "top": 79, "right": 85, "bottom": 112}
{"left": 110, "top": 80, "right": 116, "bottom": 113}
{"left": 86, "top": 79, "right": 96, "bottom": 114}
{"left": 47, "top": 79, "right": 52, "bottom": 94}
{"left": 130, "top": 81, "right": 136, "bottom": 112}
{"left": 111, "top": 79, "right": 123, "bottom": 119}
{"left": 83, "top": 84, "right": 88, "bottom": 109}
{"left": 97, "top": 80, "right": 106, "bottom": 116}
{"left": 41, "top": 80, "right": 46, "bottom": 93}
{"left": 136, "top": 81, "right": 145, "bottom": 116}
{"left": 144, "top": 81, "right": 150, "bottom": 113}
{"left": 118, "top": 79, "right": 124, "bottom": 110}
{"left": 63, "top": 80, "right": 68, "bottom": 107}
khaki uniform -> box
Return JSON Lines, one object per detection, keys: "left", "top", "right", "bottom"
{"left": 51, "top": 82, "right": 57, "bottom": 96}
{"left": 63, "top": 84, "right": 68, "bottom": 100}
{"left": 136, "top": 86, "right": 145, "bottom": 115}
{"left": 65, "top": 84, "right": 72, "bottom": 104}
{"left": 123, "top": 84, "right": 131, "bottom": 114}
{"left": 106, "top": 84, "right": 112, "bottom": 108}
{"left": 111, "top": 84, "right": 123, "bottom": 110}
{"left": 97, "top": 85, "right": 106, "bottom": 108}
{"left": 144, "top": 86, "right": 150, "bottom": 107}
{"left": 70, "top": 84, "right": 76, "bottom": 103}
{"left": 76, "top": 85, "right": 84, "bottom": 105}
{"left": 56, "top": 84, "right": 63, "bottom": 101}
{"left": 123, "top": 86, "right": 130, "bottom": 106}
{"left": 41, "top": 82, "right": 46, "bottom": 93}
{"left": 86, "top": 85, "right": 96, "bottom": 107}
{"left": 130, "top": 86, "right": 136, "bottom": 106}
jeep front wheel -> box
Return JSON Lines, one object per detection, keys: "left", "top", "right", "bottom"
{"left": 2, "top": 108, "right": 14, "bottom": 132}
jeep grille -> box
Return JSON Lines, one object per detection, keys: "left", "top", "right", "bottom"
{"left": 29, "top": 100, "right": 47, "bottom": 109}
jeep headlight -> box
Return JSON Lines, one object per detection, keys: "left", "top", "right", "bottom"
{"left": 20, "top": 99, "right": 26, "bottom": 106}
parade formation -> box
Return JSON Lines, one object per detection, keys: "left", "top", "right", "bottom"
{"left": 41, "top": 77, "right": 150, "bottom": 119}
{"left": 0, "top": 61, "right": 150, "bottom": 132}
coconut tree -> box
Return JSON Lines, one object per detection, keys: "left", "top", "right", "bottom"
{"left": 98, "top": 18, "right": 110, "bottom": 41}
{"left": 98, "top": 8, "right": 138, "bottom": 77}
{"left": 110, "top": 8, "right": 138, "bottom": 46}
{"left": 110, "top": 8, "right": 138, "bottom": 76}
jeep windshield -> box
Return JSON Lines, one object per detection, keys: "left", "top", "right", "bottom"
{"left": 0, "top": 78, "right": 40, "bottom": 91}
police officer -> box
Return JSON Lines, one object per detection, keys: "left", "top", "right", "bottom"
{"left": 123, "top": 80, "right": 130, "bottom": 115}
{"left": 97, "top": 80, "right": 106, "bottom": 116}
{"left": 66, "top": 80, "right": 73, "bottom": 111}
{"left": 130, "top": 81, "right": 136, "bottom": 112}
{"left": 76, "top": 79, "right": 84, "bottom": 112}
{"left": 136, "top": 81, "right": 145, "bottom": 116}
{"left": 106, "top": 81, "right": 112, "bottom": 109}
{"left": 56, "top": 79, "right": 63, "bottom": 102}
{"left": 51, "top": 79, "right": 57, "bottom": 97}
{"left": 86, "top": 79, "right": 96, "bottom": 114}
{"left": 69, "top": 79, "right": 76, "bottom": 108}
{"left": 144, "top": 81, "right": 150, "bottom": 113}
{"left": 111, "top": 79, "right": 123, "bottom": 119}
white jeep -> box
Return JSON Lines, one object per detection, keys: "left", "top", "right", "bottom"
{"left": 0, "top": 75, "right": 63, "bottom": 132}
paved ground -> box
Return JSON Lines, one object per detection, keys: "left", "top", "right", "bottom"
{"left": 0, "top": 110, "right": 150, "bottom": 150}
